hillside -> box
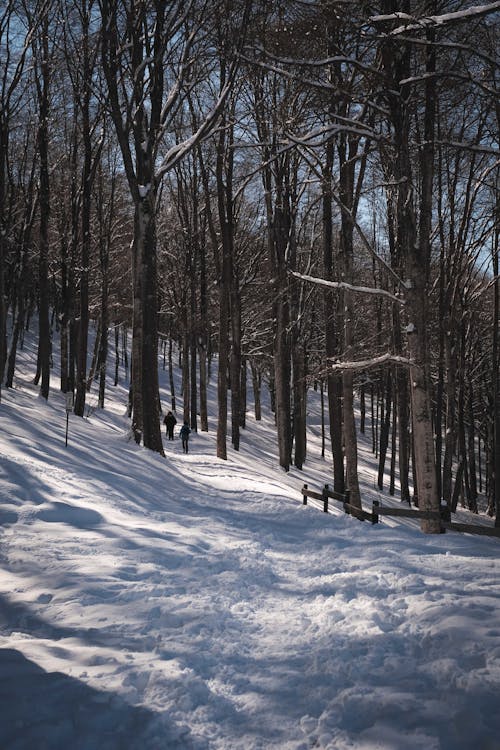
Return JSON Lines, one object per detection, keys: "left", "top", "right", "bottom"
{"left": 0, "top": 327, "right": 499, "bottom": 750}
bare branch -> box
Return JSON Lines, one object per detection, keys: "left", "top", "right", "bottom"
{"left": 291, "top": 271, "right": 404, "bottom": 305}
{"left": 327, "top": 353, "right": 413, "bottom": 372}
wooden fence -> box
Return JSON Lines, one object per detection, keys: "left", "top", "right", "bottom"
{"left": 301, "top": 484, "right": 375, "bottom": 522}
{"left": 301, "top": 484, "right": 500, "bottom": 537}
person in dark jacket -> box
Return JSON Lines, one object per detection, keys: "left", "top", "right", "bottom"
{"left": 179, "top": 421, "right": 191, "bottom": 453}
{"left": 163, "top": 411, "right": 177, "bottom": 440}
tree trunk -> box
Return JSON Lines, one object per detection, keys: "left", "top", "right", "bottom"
{"left": 467, "top": 379, "right": 478, "bottom": 512}
{"left": 377, "top": 370, "right": 392, "bottom": 490}
{"left": 216, "top": 281, "right": 230, "bottom": 459}
{"left": 199, "top": 339, "right": 208, "bottom": 431}
{"left": 199, "top": 230, "right": 208, "bottom": 432}
{"left": 182, "top": 309, "right": 190, "bottom": 426}
{"left": 322, "top": 142, "right": 344, "bottom": 492}
{"left": 273, "top": 271, "right": 292, "bottom": 471}
{"left": 492, "top": 205, "right": 500, "bottom": 524}
{"left": 389, "top": 386, "right": 397, "bottom": 496}
{"left": 139, "top": 198, "right": 163, "bottom": 455}
{"left": 86, "top": 322, "right": 101, "bottom": 392}
{"left": 240, "top": 356, "right": 247, "bottom": 429}
{"left": 230, "top": 274, "right": 241, "bottom": 450}
{"left": 34, "top": 13, "right": 51, "bottom": 400}
{"left": 0, "top": 123, "right": 8, "bottom": 397}
{"left": 74, "top": 13, "right": 92, "bottom": 417}
{"left": 250, "top": 360, "right": 261, "bottom": 421}
{"left": 379, "top": 4, "right": 440, "bottom": 531}
{"left": 190, "top": 282, "right": 198, "bottom": 432}
{"left": 168, "top": 335, "right": 176, "bottom": 412}
{"left": 113, "top": 323, "right": 120, "bottom": 386}
{"left": 293, "top": 342, "right": 307, "bottom": 470}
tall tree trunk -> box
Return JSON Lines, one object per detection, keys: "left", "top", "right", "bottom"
{"left": 168, "top": 334, "right": 175, "bottom": 412}
{"left": 273, "top": 256, "right": 292, "bottom": 471}
{"left": 293, "top": 341, "right": 307, "bottom": 470}
{"left": 230, "top": 274, "right": 241, "bottom": 450}
{"left": 379, "top": 3, "right": 440, "bottom": 531}
{"left": 467, "top": 379, "right": 478, "bottom": 512}
{"left": 199, "top": 230, "right": 208, "bottom": 431}
{"left": 6, "top": 291, "right": 25, "bottom": 389}
{"left": 493, "top": 197, "right": 500, "bottom": 524}
{"left": 216, "top": 279, "right": 230, "bottom": 459}
{"left": 0, "top": 122, "right": 9, "bottom": 396}
{"left": 322, "top": 142, "right": 344, "bottom": 492}
{"left": 182, "top": 311, "right": 190, "bottom": 426}
{"left": 215, "top": 114, "right": 233, "bottom": 460}
{"left": 239, "top": 356, "right": 247, "bottom": 429}
{"left": 139, "top": 192, "right": 163, "bottom": 454}
{"left": 377, "top": 371, "right": 392, "bottom": 490}
{"left": 190, "top": 276, "right": 198, "bottom": 433}
{"left": 34, "top": 13, "right": 51, "bottom": 400}
{"left": 337, "top": 128, "right": 362, "bottom": 511}
{"left": 74, "top": 3, "right": 93, "bottom": 416}
{"left": 97, "top": 163, "right": 112, "bottom": 409}
{"left": 250, "top": 360, "right": 261, "bottom": 421}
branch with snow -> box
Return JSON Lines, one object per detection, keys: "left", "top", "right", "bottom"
{"left": 370, "top": 3, "right": 500, "bottom": 35}
{"left": 327, "top": 352, "right": 413, "bottom": 372}
{"left": 291, "top": 272, "right": 404, "bottom": 305}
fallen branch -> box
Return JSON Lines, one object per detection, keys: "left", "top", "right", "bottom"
{"left": 291, "top": 271, "right": 404, "bottom": 304}
{"left": 327, "top": 352, "right": 413, "bottom": 371}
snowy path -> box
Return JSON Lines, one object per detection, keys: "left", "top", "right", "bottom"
{"left": 1, "top": 375, "right": 500, "bottom": 749}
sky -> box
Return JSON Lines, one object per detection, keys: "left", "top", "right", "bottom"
{"left": 0, "top": 325, "right": 499, "bottom": 750}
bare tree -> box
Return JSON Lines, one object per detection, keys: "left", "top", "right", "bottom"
{"left": 29, "top": 0, "right": 53, "bottom": 400}
{"left": 0, "top": 0, "right": 42, "bottom": 398}
{"left": 99, "top": 0, "right": 250, "bottom": 454}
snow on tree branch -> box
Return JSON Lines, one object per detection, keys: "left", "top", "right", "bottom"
{"left": 327, "top": 353, "right": 413, "bottom": 372}
{"left": 370, "top": 3, "right": 500, "bottom": 35}
{"left": 291, "top": 272, "right": 404, "bottom": 305}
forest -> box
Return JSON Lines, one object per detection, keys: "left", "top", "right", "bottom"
{"left": 1, "top": 0, "right": 499, "bottom": 533}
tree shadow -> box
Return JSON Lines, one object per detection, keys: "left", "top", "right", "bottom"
{"left": 0, "top": 648, "right": 187, "bottom": 750}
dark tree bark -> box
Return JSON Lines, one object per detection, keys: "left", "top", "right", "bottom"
{"left": 74, "top": 0, "right": 99, "bottom": 417}
{"left": 377, "top": 371, "right": 392, "bottom": 491}
{"left": 32, "top": 10, "right": 51, "bottom": 400}
{"left": 250, "top": 360, "right": 261, "bottom": 421}
{"left": 322, "top": 141, "right": 344, "bottom": 493}
{"left": 378, "top": 2, "right": 440, "bottom": 532}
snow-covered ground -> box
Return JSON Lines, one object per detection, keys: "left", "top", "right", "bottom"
{"left": 0, "top": 325, "right": 499, "bottom": 750}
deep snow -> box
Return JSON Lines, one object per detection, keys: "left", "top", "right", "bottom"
{"left": 0, "top": 326, "right": 499, "bottom": 750}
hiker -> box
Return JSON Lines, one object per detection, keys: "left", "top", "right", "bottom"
{"left": 179, "top": 421, "right": 191, "bottom": 454}
{"left": 163, "top": 411, "right": 177, "bottom": 440}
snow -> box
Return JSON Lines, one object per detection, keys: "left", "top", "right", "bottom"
{"left": 292, "top": 271, "right": 403, "bottom": 304}
{"left": 138, "top": 183, "right": 151, "bottom": 199}
{"left": 1, "top": 325, "right": 499, "bottom": 749}
{"left": 370, "top": 3, "right": 500, "bottom": 34}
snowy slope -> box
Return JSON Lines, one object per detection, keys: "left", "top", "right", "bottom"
{"left": 0, "top": 326, "right": 499, "bottom": 750}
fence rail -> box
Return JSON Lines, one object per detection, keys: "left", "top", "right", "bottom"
{"left": 302, "top": 484, "right": 375, "bottom": 522}
{"left": 301, "top": 484, "right": 500, "bottom": 537}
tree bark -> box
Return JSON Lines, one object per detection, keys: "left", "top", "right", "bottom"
{"left": 379, "top": 3, "right": 440, "bottom": 531}
{"left": 33, "top": 12, "right": 51, "bottom": 400}
{"left": 322, "top": 142, "right": 344, "bottom": 492}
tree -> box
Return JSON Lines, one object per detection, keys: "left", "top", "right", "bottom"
{"left": 375, "top": 1, "right": 441, "bottom": 532}
{"left": 29, "top": 0, "right": 53, "bottom": 401}
{"left": 99, "top": 0, "right": 251, "bottom": 455}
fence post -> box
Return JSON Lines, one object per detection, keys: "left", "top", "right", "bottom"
{"left": 440, "top": 505, "right": 451, "bottom": 522}
{"left": 439, "top": 504, "right": 450, "bottom": 534}
{"left": 303, "top": 484, "right": 308, "bottom": 505}
{"left": 372, "top": 500, "right": 379, "bottom": 524}
{"left": 323, "top": 484, "right": 329, "bottom": 513}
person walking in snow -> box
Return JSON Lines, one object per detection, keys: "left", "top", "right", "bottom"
{"left": 179, "top": 421, "right": 191, "bottom": 454}
{"left": 163, "top": 410, "right": 177, "bottom": 440}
